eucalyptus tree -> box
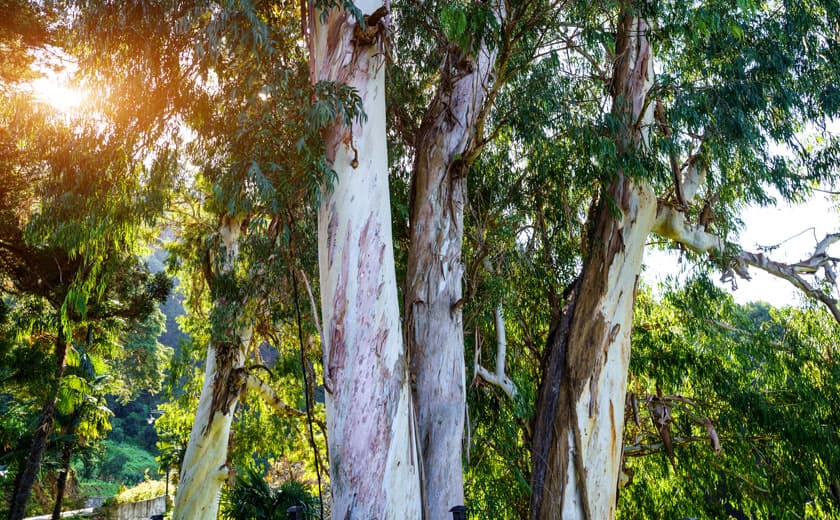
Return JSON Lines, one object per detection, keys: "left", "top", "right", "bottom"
{"left": 306, "top": 1, "right": 424, "bottom": 515}
{"left": 394, "top": 0, "right": 840, "bottom": 517}
{"left": 478, "top": 2, "right": 840, "bottom": 518}
{"left": 373, "top": 0, "right": 580, "bottom": 513}
{"left": 390, "top": 2, "right": 521, "bottom": 514}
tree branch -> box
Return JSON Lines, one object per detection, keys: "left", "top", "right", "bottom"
{"left": 472, "top": 257, "right": 517, "bottom": 399}
{"left": 652, "top": 204, "right": 840, "bottom": 324}
{"left": 245, "top": 373, "right": 304, "bottom": 417}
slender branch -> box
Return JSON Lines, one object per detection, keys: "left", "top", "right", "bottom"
{"left": 738, "top": 249, "right": 840, "bottom": 324}
{"left": 299, "top": 269, "right": 323, "bottom": 339}
{"left": 704, "top": 318, "right": 783, "bottom": 347}
{"left": 299, "top": 268, "right": 329, "bottom": 390}
{"left": 245, "top": 373, "right": 304, "bottom": 417}
{"left": 473, "top": 257, "right": 517, "bottom": 399}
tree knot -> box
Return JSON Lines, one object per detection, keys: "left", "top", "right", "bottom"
{"left": 353, "top": 6, "right": 387, "bottom": 46}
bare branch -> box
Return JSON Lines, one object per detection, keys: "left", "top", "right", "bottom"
{"left": 652, "top": 204, "right": 724, "bottom": 254}
{"left": 653, "top": 204, "right": 840, "bottom": 323}
{"left": 681, "top": 155, "right": 706, "bottom": 204}
{"left": 245, "top": 373, "right": 304, "bottom": 417}
{"left": 736, "top": 249, "right": 840, "bottom": 324}
{"left": 299, "top": 268, "right": 330, "bottom": 390}
{"left": 472, "top": 257, "right": 517, "bottom": 399}
{"left": 474, "top": 304, "right": 517, "bottom": 400}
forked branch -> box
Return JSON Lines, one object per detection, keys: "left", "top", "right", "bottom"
{"left": 474, "top": 303, "right": 517, "bottom": 399}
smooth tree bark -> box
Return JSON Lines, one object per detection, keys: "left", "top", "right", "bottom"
{"left": 174, "top": 217, "right": 251, "bottom": 520}
{"left": 405, "top": 26, "right": 502, "bottom": 518}
{"left": 311, "top": 1, "right": 421, "bottom": 517}
{"left": 530, "top": 13, "right": 657, "bottom": 519}
{"left": 173, "top": 214, "right": 299, "bottom": 519}
{"left": 8, "top": 330, "right": 68, "bottom": 520}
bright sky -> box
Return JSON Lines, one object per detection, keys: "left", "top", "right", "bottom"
{"left": 643, "top": 192, "right": 840, "bottom": 307}
{"left": 29, "top": 75, "right": 87, "bottom": 112}
{"left": 25, "top": 50, "right": 88, "bottom": 114}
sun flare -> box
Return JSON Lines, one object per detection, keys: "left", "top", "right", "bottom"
{"left": 29, "top": 75, "right": 88, "bottom": 114}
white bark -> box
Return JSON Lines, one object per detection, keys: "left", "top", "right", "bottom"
{"left": 535, "top": 9, "right": 840, "bottom": 519}
{"left": 245, "top": 373, "right": 304, "bottom": 417}
{"left": 653, "top": 205, "right": 840, "bottom": 323}
{"left": 173, "top": 341, "right": 244, "bottom": 520}
{"left": 532, "top": 15, "right": 658, "bottom": 520}
{"left": 312, "top": 2, "right": 421, "bottom": 517}
{"left": 680, "top": 157, "right": 706, "bottom": 203}
{"left": 564, "top": 184, "right": 658, "bottom": 519}
{"left": 474, "top": 257, "right": 517, "bottom": 399}
{"left": 565, "top": 16, "right": 657, "bottom": 519}
{"left": 474, "top": 305, "right": 517, "bottom": 399}
{"left": 406, "top": 14, "right": 503, "bottom": 516}
{"left": 174, "top": 218, "right": 251, "bottom": 520}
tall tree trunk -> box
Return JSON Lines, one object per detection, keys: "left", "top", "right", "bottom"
{"left": 8, "top": 330, "right": 68, "bottom": 520}
{"left": 530, "top": 13, "right": 655, "bottom": 520}
{"left": 51, "top": 438, "right": 75, "bottom": 520}
{"left": 405, "top": 40, "right": 499, "bottom": 517}
{"left": 311, "top": 2, "right": 421, "bottom": 517}
{"left": 174, "top": 217, "right": 251, "bottom": 520}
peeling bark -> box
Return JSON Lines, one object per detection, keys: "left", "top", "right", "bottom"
{"left": 405, "top": 24, "right": 502, "bottom": 519}
{"left": 531, "top": 14, "right": 657, "bottom": 520}
{"left": 312, "top": 2, "right": 421, "bottom": 517}
{"left": 174, "top": 217, "right": 251, "bottom": 520}
{"left": 531, "top": 178, "right": 657, "bottom": 520}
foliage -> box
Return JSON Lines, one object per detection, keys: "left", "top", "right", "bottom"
{"left": 620, "top": 277, "right": 840, "bottom": 519}
{"left": 92, "top": 440, "right": 159, "bottom": 486}
{"left": 3, "top": 0, "right": 840, "bottom": 518}
{"left": 107, "top": 478, "right": 167, "bottom": 505}
{"left": 220, "top": 468, "right": 318, "bottom": 520}
{"left": 76, "top": 478, "right": 120, "bottom": 499}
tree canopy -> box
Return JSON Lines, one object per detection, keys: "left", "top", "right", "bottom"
{"left": 2, "top": 1, "right": 840, "bottom": 519}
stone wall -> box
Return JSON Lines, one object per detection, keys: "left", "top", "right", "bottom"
{"left": 95, "top": 495, "right": 166, "bottom": 520}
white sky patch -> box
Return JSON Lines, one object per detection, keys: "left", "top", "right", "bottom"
{"left": 25, "top": 48, "right": 89, "bottom": 114}
{"left": 646, "top": 117, "right": 840, "bottom": 308}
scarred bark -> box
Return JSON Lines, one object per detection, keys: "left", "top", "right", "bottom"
{"left": 174, "top": 339, "right": 248, "bottom": 519}
{"left": 8, "top": 330, "right": 68, "bottom": 520}
{"left": 531, "top": 13, "right": 656, "bottom": 519}
{"left": 312, "top": 2, "right": 421, "bottom": 517}
{"left": 405, "top": 37, "right": 499, "bottom": 517}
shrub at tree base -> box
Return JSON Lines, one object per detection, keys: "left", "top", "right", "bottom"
{"left": 104, "top": 478, "right": 168, "bottom": 505}
{"left": 220, "top": 468, "right": 318, "bottom": 520}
